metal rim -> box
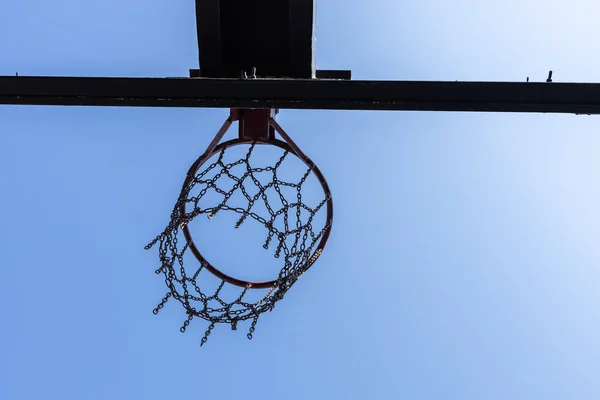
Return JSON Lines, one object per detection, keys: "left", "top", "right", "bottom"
{"left": 179, "top": 137, "right": 333, "bottom": 289}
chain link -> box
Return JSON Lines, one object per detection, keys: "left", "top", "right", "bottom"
{"left": 146, "top": 141, "right": 331, "bottom": 346}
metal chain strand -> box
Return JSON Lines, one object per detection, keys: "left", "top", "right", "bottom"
{"left": 247, "top": 315, "right": 259, "bottom": 340}
{"left": 146, "top": 140, "right": 331, "bottom": 346}
{"left": 200, "top": 322, "right": 215, "bottom": 347}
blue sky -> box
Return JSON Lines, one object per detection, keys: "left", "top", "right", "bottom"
{"left": 1, "top": 1, "right": 600, "bottom": 399}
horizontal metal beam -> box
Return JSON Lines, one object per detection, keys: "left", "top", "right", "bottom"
{"left": 1, "top": 76, "right": 600, "bottom": 114}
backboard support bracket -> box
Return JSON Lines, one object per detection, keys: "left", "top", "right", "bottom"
{"left": 0, "top": 0, "right": 597, "bottom": 115}
{"left": 231, "top": 108, "right": 278, "bottom": 141}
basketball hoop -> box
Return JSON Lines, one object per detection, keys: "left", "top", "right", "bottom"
{"left": 145, "top": 109, "right": 333, "bottom": 345}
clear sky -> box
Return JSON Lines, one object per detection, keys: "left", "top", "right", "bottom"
{"left": 1, "top": 1, "right": 600, "bottom": 399}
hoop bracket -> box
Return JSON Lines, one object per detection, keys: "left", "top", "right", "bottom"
{"left": 230, "top": 108, "right": 279, "bottom": 140}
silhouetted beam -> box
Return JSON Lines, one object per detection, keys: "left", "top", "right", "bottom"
{"left": 1, "top": 76, "right": 600, "bottom": 114}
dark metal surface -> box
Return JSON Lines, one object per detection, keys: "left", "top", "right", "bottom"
{"left": 194, "top": 0, "right": 222, "bottom": 77}
{"left": 194, "top": 0, "right": 316, "bottom": 78}
{"left": 315, "top": 69, "right": 352, "bottom": 80}
{"left": 232, "top": 108, "right": 277, "bottom": 140}
{"left": 2, "top": 75, "right": 600, "bottom": 114}
{"left": 189, "top": 68, "right": 350, "bottom": 80}
{"left": 287, "top": 0, "right": 316, "bottom": 78}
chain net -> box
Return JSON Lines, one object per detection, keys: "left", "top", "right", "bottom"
{"left": 145, "top": 141, "right": 331, "bottom": 346}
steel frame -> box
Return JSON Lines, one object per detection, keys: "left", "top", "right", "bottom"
{"left": 1, "top": 76, "right": 599, "bottom": 114}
